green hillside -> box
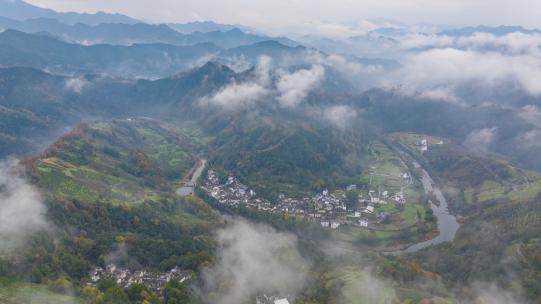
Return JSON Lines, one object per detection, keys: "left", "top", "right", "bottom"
{"left": 0, "top": 119, "right": 219, "bottom": 303}
{"left": 30, "top": 119, "right": 198, "bottom": 206}
{"left": 210, "top": 119, "right": 365, "bottom": 198}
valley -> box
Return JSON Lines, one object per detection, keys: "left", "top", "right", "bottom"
{"left": 1, "top": 2, "right": 541, "bottom": 303}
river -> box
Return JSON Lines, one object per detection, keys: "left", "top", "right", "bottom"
{"left": 398, "top": 159, "right": 460, "bottom": 253}
{"left": 176, "top": 159, "right": 207, "bottom": 197}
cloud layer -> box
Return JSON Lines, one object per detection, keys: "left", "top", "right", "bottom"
{"left": 276, "top": 65, "right": 325, "bottom": 108}
{"left": 202, "top": 220, "right": 309, "bottom": 304}
{"left": 464, "top": 127, "right": 497, "bottom": 153}
{"left": 0, "top": 159, "right": 50, "bottom": 256}
{"left": 200, "top": 56, "right": 325, "bottom": 110}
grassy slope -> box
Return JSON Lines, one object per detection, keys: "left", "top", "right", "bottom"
{"left": 0, "top": 279, "right": 79, "bottom": 304}
{"left": 30, "top": 119, "right": 199, "bottom": 206}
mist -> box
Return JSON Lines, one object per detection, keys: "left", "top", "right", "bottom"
{"left": 201, "top": 219, "right": 310, "bottom": 304}
{"left": 0, "top": 158, "right": 51, "bottom": 256}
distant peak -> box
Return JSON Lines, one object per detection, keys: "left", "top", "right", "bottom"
{"left": 226, "top": 28, "right": 244, "bottom": 34}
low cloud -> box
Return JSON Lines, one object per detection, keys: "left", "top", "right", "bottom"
{"left": 199, "top": 81, "right": 268, "bottom": 110}
{"left": 341, "top": 269, "right": 398, "bottom": 303}
{"left": 0, "top": 159, "right": 51, "bottom": 256}
{"left": 519, "top": 105, "right": 541, "bottom": 128}
{"left": 306, "top": 50, "right": 384, "bottom": 75}
{"left": 199, "top": 57, "right": 325, "bottom": 110}
{"left": 277, "top": 65, "right": 325, "bottom": 108}
{"left": 384, "top": 48, "right": 541, "bottom": 102}
{"left": 199, "top": 56, "right": 271, "bottom": 111}
{"left": 320, "top": 105, "right": 357, "bottom": 130}
{"left": 202, "top": 220, "right": 309, "bottom": 304}
{"left": 472, "top": 282, "right": 524, "bottom": 304}
{"left": 400, "top": 32, "right": 541, "bottom": 54}
{"left": 464, "top": 127, "right": 497, "bottom": 153}
{"left": 64, "top": 77, "right": 90, "bottom": 94}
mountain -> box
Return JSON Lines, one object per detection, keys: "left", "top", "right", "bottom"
{"left": 0, "top": 0, "right": 140, "bottom": 25}
{"left": 0, "top": 16, "right": 299, "bottom": 48}
{"left": 210, "top": 118, "right": 364, "bottom": 198}
{"left": 0, "top": 62, "right": 364, "bottom": 199}
{"left": 167, "top": 20, "right": 256, "bottom": 34}
{"left": 0, "top": 29, "right": 222, "bottom": 77}
{"left": 0, "top": 62, "right": 236, "bottom": 158}
{"left": 185, "top": 28, "right": 299, "bottom": 49}
{"left": 300, "top": 33, "right": 401, "bottom": 59}
{"left": 0, "top": 30, "right": 311, "bottom": 77}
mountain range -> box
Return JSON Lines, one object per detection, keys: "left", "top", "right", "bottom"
{"left": 0, "top": 0, "right": 140, "bottom": 25}
{"left": 1, "top": 1, "right": 541, "bottom": 304}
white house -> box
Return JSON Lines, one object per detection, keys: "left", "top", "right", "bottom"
{"left": 330, "top": 222, "right": 341, "bottom": 229}
{"left": 274, "top": 299, "right": 290, "bottom": 304}
{"left": 420, "top": 139, "right": 428, "bottom": 152}
{"left": 359, "top": 218, "right": 369, "bottom": 227}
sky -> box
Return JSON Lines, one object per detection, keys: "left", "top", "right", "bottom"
{"left": 25, "top": 0, "right": 541, "bottom": 36}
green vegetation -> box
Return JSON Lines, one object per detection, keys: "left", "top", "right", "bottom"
{"left": 210, "top": 120, "right": 365, "bottom": 199}
{"left": 0, "top": 279, "right": 80, "bottom": 304}
{"left": 359, "top": 141, "right": 408, "bottom": 192}
{"left": 30, "top": 119, "right": 198, "bottom": 206}
{"left": 1, "top": 119, "right": 220, "bottom": 304}
{"left": 389, "top": 132, "right": 541, "bottom": 302}
{"left": 330, "top": 140, "right": 434, "bottom": 247}
{"left": 389, "top": 132, "right": 541, "bottom": 212}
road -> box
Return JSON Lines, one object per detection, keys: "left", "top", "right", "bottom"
{"left": 176, "top": 158, "right": 207, "bottom": 197}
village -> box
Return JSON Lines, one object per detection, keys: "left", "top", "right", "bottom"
{"left": 201, "top": 169, "right": 412, "bottom": 230}
{"left": 87, "top": 264, "right": 193, "bottom": 292}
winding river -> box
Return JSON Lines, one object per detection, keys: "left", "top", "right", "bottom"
{"left": 398, "top": 159, "right": 460, "bottom": 253}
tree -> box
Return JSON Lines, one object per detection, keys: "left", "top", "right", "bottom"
{"left": 104, "top": 285, "right": 129, "bottom": 304}
{"left": 126, "top": 283, "right": 157, "bottom": 303}
{"left": 48, "top": 276, "right": 73, "bottom": 294}
{"left": 164, "top": 281, "right": 192, "bottom": 304}
{"left": 97, "top": 277, "right": 118, "bottom": 292}
{"left": 345, "top": 190, "right": 359, "bottom": 210}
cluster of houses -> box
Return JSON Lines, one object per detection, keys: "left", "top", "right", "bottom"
{"left": 88, "top": 264, "right": 193, "bottom": 291}
{"left": 202, "top": 169, "right": 410, "bottom": 230}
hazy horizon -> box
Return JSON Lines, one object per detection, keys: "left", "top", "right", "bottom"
{"left": 24, "top": 0, "right": 541, "bottom": 37}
